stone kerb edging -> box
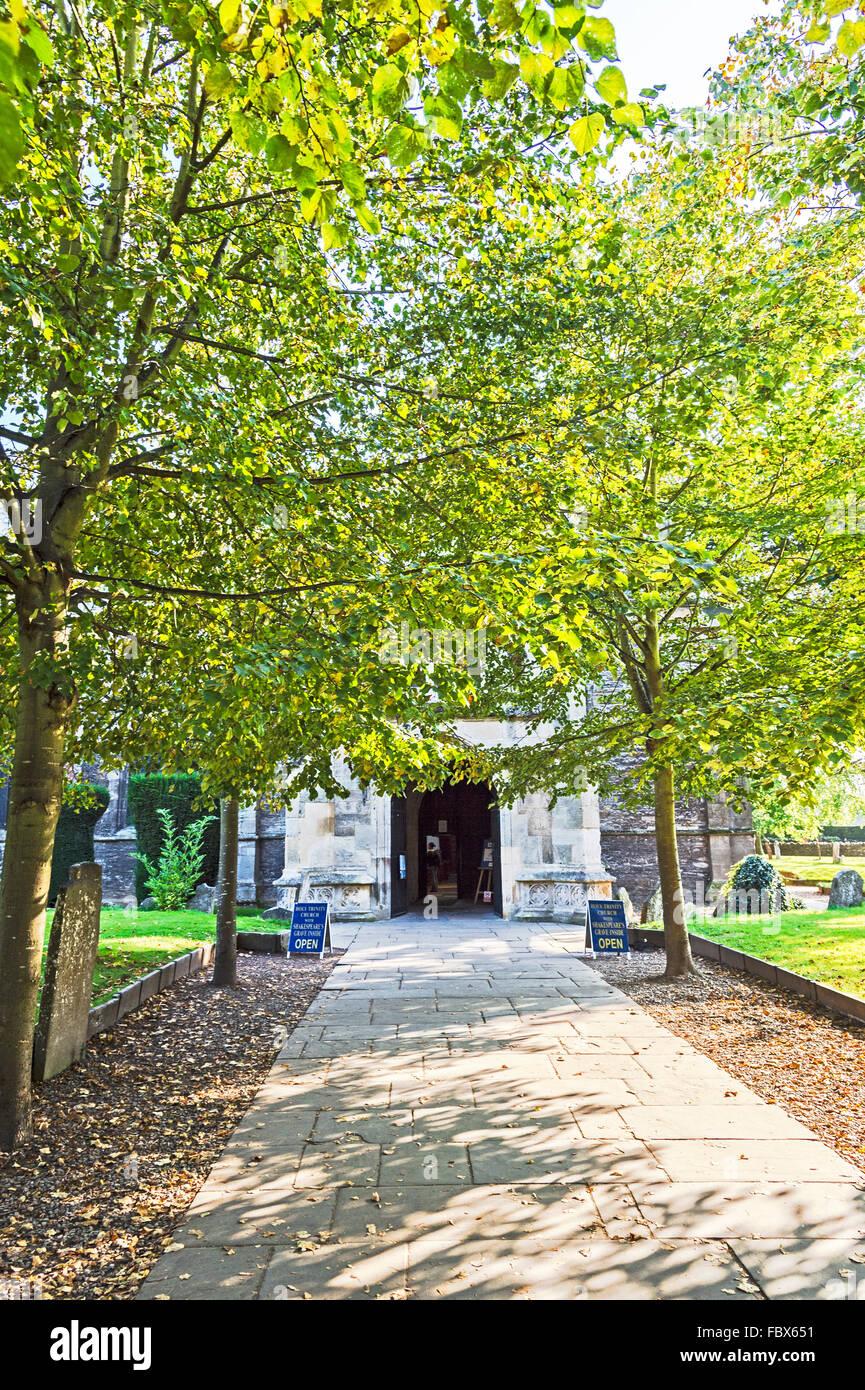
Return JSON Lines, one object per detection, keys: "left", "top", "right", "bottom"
{"left": 629, "top": 927, "right": 865, "bottom": 1025}
{"left": 86, "top": 942, "right": 216, "bottom": 1040}
{"left": 84, "top": 930, "right": 294, "bottom": 1041}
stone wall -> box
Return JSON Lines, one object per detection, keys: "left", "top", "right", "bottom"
{"left": 780, "top": 840, "right": 865, "bottom": 858}
{"left": 598, "top": 758, "right": 754, "bottom": 910}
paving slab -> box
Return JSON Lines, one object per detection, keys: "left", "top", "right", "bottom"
{"left": 649, "top": 1138, "right": 864, "bottom": 1183}
{"left": 261, "top": 1238, "right": 409, "bottom": 1300}
{"left": 621, "top": 1105, "right": 816, "bottom": 1141}
{"left": 630, "top": 1184, "right": 865, "bottom": 1240}
{"left": 137, "top": 1245, "right": 271, "bottom": 1300}
{"left": 730, "top": 1238, "right": 865, "bottom": 1300}
{"left": 140, "top": 918, "right": 865, "bottom": 1301}
{"left": 404, "top": 1236, "right": 756, "bottom": 1301}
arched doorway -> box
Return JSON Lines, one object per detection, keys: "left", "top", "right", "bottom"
{"left": 390, "top": 779, "right": 502, "bottom": 917}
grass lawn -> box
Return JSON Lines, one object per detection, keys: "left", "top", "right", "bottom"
{"left": 42, "top": 905, "right": 271, "bottom": 1006}
{"left": 774, "top": 854, "right": 865, "bottom": 887}
{"left": 698, "top": 907, "right": 865, "bottom": 999}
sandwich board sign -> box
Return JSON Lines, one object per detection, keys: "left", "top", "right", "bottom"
{"left": 586, "top": 898, "right": 629, "bottom": 955}
{"left": 288, "top": 900, "right": 332, "bottom": 958}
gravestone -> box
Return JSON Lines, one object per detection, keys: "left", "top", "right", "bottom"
{"left": 640, "top": 881, "right": 663, "bottom": 924}
{"left": 187, "top": 881, "right": 217, "bottom": 912}
{"left": 832, "top": 841, "right": 842, "bottom": 864}
{"left": 828, "top": 867, "right": 864, "bottom": 909}
{"left": 33, "top": 862, "right": 102, "bottom": 1082}
{"left": 705, "top": 878, "right": 727, "bottom": 904}
{"left": 616, "top": 886, "right": 635, "bottom": 925}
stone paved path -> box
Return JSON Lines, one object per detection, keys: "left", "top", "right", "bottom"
{"left": 140, "top": 919, "right": 865, "bottom": 1300}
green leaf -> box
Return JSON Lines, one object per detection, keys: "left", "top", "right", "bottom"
{"left": 339, "top": 161, "right": 366, "bottom": 201}
{"left": 218, "top": 0, "right": 241, "bottom": 33}
{"left": 481, "top": 58, "right": 519, "bottom": 101}
{"left": 595, "top": 65, "right": 626, "bottom": 105}
{"left": 385, "top": 123, "right": 428, "bottom": 168}
{"left": 546, "top": 64, "right": 584, "bottom": 110}
{"left": 354, "top": 203, "right": 381, "bottom": 235}
{"left": 837, "top": 19, "right": 865, "bottom": 56}
{"left": 322, "top": 220, "right": 349, "bottom": 250}
{"left": 0, "top": 92, "right": 24, "bottom": 183}
{"left": 456, "top": 47, "right": 497, "bottom": 81}
{"left": 264, "top": 133, "right": 295, "bottom": 172}
{"left": 203, "top": 62, "right": 235, "bottom": 98}
{"left": 568, "top": 111, "right": 605, "bottom": 154}
{"left": 423, "top": 94, "right": 463, "bottom": 141}
{"left": 554, "top": 4, "right": 584, "bottom": 30}
{"left": 610, "top": 102, "right": 644, "bottom": 129}
{"left": 23, "top": 23, "right": 53, "bottom": 67}
{"left": 231, "top": 112, "right": 266, "bottom": 155}
{"left": 519, "top": 51, "right": 553, "bottom": 100}
{"left": 300, "top": 187, "right": 337, "bottom": 225}
{"left": 576, "top": 15, "right": 617, "bottom": 61}
{"left": 371, "top": 63, "right": 411, "bottom": 118}
{"left": 0, "top": 20, "right": 19, "bottom": 54}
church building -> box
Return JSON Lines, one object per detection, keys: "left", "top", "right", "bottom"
{"left": 0, "top": 711, "right": 753, "bottom": 922}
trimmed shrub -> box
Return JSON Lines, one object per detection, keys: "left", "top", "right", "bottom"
{"left": 731, "top": 855, "right": 775, "bottom": 893}
{"left": 727, "top": 854, "right": 796, "bottom": 912}
{"left": 49, "top": 784, "right": 111, "bottom": 905}
{"left": 128, "top": 774, "right": 219, "bottom": 904}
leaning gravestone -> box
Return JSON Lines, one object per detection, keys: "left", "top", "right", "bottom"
{"left": 640, "top": 882, "right": 663, "bottom": 924}
{"left": 33, "top": 862, "right": 102, "bottom": 1082}
{"left": 828, "top": 867, "right": 864, "bottom": 909}
{"left": 187, "top": 881, "right": 217, "bottom": 912}
{"left": 616, "top": 886, "right": 635, "bottom": 925}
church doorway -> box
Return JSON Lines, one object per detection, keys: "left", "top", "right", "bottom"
{"left": 390, "top": 779, "right": 502, "bottom": 917}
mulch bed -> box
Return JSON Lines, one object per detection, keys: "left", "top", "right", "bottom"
{"left": 0, "top": 950, "right": 341, "bottom": 1301}
{"left": 590, "top": 949, "right": 865, "bottom": 1174}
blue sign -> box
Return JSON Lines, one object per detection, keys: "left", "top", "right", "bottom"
{"left": 289, "top": 901, "right": 332, "bottom": 957}
{"left": 587, "top": 898, "right": 629, "bottom": 954}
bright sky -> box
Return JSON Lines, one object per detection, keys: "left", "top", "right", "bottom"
{"left": 602, "top": 0, "right": 781, "bottom": 109}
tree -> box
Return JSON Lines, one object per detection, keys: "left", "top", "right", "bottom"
{"left": 366, "top": 148, "right": 865, "bottom": 977}
{"left": 212, "top": 797, "right": 240, "bottom": 988}
{"left": 0, "top": 0, "right": 634, "bottom": 1147}
{"left": 711, "top": 0, "right": 865, "bottom": 206}
{"left": 751, "top": 766, "right": 865, "bottom": 844}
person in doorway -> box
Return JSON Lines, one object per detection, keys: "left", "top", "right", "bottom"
{"left": 425, "top": 839, "right": 441, "bottom": 893}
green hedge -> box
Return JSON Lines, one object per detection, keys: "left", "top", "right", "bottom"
{"left": 128, "top": 774, "right": 219, "bottom": 904}
{"left": 821, "top": 826, "right": 865, "bottom": 843}
{"left": 49, "top": 785, "right": 111, "bottom": 905}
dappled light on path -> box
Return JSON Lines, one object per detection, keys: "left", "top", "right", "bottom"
{"left": 140, "top": 922, "right": 865, "bottom": 1301}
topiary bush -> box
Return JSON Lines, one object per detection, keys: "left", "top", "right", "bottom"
{"left": 128, "top": 774, "right": 219, "bottom": 904}
{"left": 49, "top": 783, "right": 111, "bottom": 905}
{"left": 726, "top": 854, "right": 797, "bottom": 912}
{"left": 731, "top": 855, "right": 776, "bottom": 893}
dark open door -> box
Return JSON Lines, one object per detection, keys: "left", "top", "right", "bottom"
{"left": 390, "top": 794, "right": 408, "bottom": 917}
{"left": 491, "top": 800, "right": 503, "bottom": 916}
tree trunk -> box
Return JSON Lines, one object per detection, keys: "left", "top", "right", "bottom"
{"left": 755, "top": 828, "right": 764, "bottom": 855}
{"left": 0, "top": 582, "right": 75, "bottom": 1148}
{"left": 652, "top": 756, "right": 698, "bottom": 980}
{"left": 212, "top": 796, "right": 239, "bottom": 987}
